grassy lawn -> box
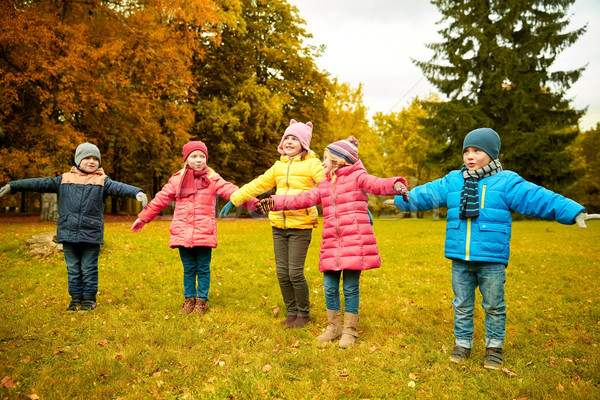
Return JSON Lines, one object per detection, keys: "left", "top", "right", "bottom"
{"left": 0, "top": 217, "right": 599, "bottom": 399}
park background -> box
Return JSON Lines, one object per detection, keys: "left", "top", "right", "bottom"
{"left": 1, "top": 0, "right": 599, "bottom": 399}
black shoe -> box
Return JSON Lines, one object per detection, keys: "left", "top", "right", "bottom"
{"left": 80, "top": 295, "right": 97, "bottom": 311}
{"left": 67, "top": 294, "right": 82, "bottom": 311}
{"left": 484, "top": 348, "right": 504, "bottom": 370}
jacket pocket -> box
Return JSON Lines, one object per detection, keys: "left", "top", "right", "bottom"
{"left": 478, "top": 223, "right": 508, "bottom": 253}
{"left": 80, "top": 215, "right": 103, "bottom": 241}
{"left": 445, "top": 220, "right": 461, "bottom": 249}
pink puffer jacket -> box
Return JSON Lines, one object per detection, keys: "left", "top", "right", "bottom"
{"left": 271, "top": 161, "right": 406, "bottom": 272}
{"left": 138, "top": 168, "right": 239, "bottom": 249}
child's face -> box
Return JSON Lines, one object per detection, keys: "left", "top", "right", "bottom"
{"left": 79, "top": 156, "right": 100, "bottom": 173}
{"left": 463, "top": 147, "right": 492, "bottom": 171}
{"left": 186, "top": 150, "right": 207, "bottom": 171}
{"left": 282, "top": 135, "right": 302, "bottom": 157}
{"left": 322, "top": 151, "right": 335, "bottom": 175}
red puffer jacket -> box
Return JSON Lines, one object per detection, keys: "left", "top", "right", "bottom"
{"left": 138, "top": 168, "right": 238, "bottom": 248}
{"left": 271, "top": 161, "right": 406, "bottom": 272}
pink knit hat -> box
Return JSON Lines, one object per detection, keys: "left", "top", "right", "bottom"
{"left": 277, "top": 119, "right": 313, "bottom": 155}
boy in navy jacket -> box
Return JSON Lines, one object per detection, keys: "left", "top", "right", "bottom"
{"left": 389, "top": 128, "right": 598, "bottom": 369}
{"left": 0, "top": 143, "right": 147, "bottom": 312}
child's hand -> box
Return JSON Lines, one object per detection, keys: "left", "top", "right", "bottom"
{"left": 136, "top": 192, "right": 148, "bottom": 208}
{"left": 575, "top": 212, "right": 600, "bottom": 228}
{"left": 220, "top": 201, "right": 234, "bottom": 218}
{"left": 394, "top": 182, "right": 409, "bottom": 203}
{"left": 131, "top": 218, "right": 146, "bottom": 232}
{"left": 383, "top": 200, "right": 395, "bottom": 206}
{"left": 0, "top": 184, "right": 10, "bottom": 198}
{"left": 255, "top": 198, "right": 275, "bottom": 215}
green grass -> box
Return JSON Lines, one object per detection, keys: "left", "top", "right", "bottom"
{"left": 0, "top": 217, "right": 599, "bottom": 399}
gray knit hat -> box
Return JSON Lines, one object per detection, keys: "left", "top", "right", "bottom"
{"left": 74, "top": 143, "right": 101, "bottom": 166}
{"left": 463, "top": 128, "right": 501, "bottom": 159}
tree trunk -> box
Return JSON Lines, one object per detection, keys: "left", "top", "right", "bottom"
{"left": 40, "top": 193, "right": 59, "bottom": 222}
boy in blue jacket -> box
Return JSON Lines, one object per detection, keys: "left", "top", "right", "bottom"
{"left": 0, "top": 143, "right": 148, "bottom": 312}
{"left": 389, "top": 128, "right": 598, "bottom": 370}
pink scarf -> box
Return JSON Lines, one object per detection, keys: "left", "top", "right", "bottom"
{"left": 177, "top": 167, "right": 210, "bottom": 198}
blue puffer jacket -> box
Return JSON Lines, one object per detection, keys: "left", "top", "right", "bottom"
{"left": 394, "top": 170, "right": 584, "bottom": 265}
{"left": 9, "top": 167, "right": 142, "bottom": 244}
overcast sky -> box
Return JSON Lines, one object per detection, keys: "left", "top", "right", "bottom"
{"left": 288, "top": 0, "right": 600, "bottom": 130}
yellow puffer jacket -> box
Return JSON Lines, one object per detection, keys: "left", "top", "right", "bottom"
{"left": 230, "top": 152, "right": 325, "bottom": 229}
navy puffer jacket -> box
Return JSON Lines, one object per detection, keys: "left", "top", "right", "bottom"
{"left": 9, "top": 167, "right": 142, "bottom": 244}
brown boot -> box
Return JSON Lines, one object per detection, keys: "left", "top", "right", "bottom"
{"left": 291, "top": 316, "right": 310, "bottom": 328}
{"left": 316, "top": 310, "right": 342, "bottom": 342}
{"left": 338, "top": 313, "right": 359, "bottom": 348}
{"left": 281, "top": 315, "right": 297, "bottom": 328}
{"left": 194, "top": 299, "right": 208, "bottom": 316}
{"left": 179, "top": 298, "right": 196, "bottom": 314}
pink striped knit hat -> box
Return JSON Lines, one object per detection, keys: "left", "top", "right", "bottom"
{"left": 326, "top": 136, "right": 359, "bottom": 165}
{"left": 277, "top": 119, "right": 313, "bottom": 155}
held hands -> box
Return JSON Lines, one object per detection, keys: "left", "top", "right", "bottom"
{"left": 0, "top": 184, "right": 10, "bottom": 198}
{"left": 383, "top": 199, "right": 395, "bottom": 206}
{"left": 131, "top": 218, "right": 146, "bottom": 232}
{"left": 219, "top": 201, "right": 235, "bottom": 218}
{"left": 575, "top": 212, "right": 600, "bottom": 228}
{"left": 394, "top": 182, "right": 409, "bottom": 203}
{"left": 136, "top": 192, "right": 148, "bottom": 208}
{"left": 255, "top": 198, "right": 275, "bottom": 215}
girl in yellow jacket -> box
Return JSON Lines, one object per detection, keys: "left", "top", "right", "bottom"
{"left": 220, "top": 120, "right": 325, "bottom": 328}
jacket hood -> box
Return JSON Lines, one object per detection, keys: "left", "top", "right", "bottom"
{"left": 279, "top": 151, "right": 319, "bottom": 163}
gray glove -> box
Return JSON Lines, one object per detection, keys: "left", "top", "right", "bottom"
{"left": 0, "top": 184, "right": 10, "bottom": 198}
{"left": 136, "top": 192, "right": 148, "bottom": 208}
{"left": 384, "top": 199, "right": 395, "bottom": 206}
{"left": 575, "top": 212, "right": 600, "bottom": 228}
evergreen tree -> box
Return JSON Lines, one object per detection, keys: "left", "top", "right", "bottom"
{"left": 415, "top": 0, "right": 586, "bottom": 190}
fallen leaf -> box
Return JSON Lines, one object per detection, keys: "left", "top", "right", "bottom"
{"left": 98, "top": 339, "right": 109, "bottom": 346}
{"left": 28, "top": 394, "right": 40, "bottom": 400}
{"left": 262, "top": 364, "right": 272, "bottom": 373}
{"left": 272, "top": 307, "right": 280, "bottom": 317}
{"left": 408, "top": 381, "right": 416, "bottom": 388}
{"left": 557, "top": 383, "right": 564, "bottom": 391}
{"left": 501, "top": 367, "right": 517, "bottom": 377}
{"left": 409, "top": 373, "right": 418, "bottom": 380}
{"left": 2, "top": 375, "right": 14, "bottom": 388}
{"left": 291, "top": 340, "right": 300, "bottom": 348}
{"left": 115, "top": 355, "right": 123, "bottom": 361}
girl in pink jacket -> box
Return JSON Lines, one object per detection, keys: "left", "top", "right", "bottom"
{"left": 131, "top": 141, "right": 255, "bottom": 316}
{"left": 256, "top": 137, "right": 409, "bottom": 347}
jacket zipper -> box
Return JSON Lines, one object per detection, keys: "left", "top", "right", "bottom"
{"left": 282, "top": 160, "right": 293, "bottom": 229}
{"left": 333, "top": 181, "right": 341, "bottom": 270}
{"left": 481, "top": 184, "right": 487, "bottom": 209}
{"left": 465, "top": 218, "right": 471, "bottom": 261}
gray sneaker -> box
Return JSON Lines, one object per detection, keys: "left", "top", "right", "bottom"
{"left": 449, "top": 345, "right": 471, "bottom": 363}
{"left": 484, "top": 348, "right": 504, "bottom": 370}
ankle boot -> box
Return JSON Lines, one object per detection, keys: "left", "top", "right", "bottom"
{"left": 338, "top": 312, "right": 359, "bottom": 348}
{"left": 281, "top": 315, "right": 297, "bottom": 328}
{"left": 80, "top": 294, "right": 97, "bottom": 311}
{"left": 291, "top": 316, "right": 310, "bottom": 328}
{"left": 67, "top": 293, "right": 82, "bottom": 311}
{"left": 316, "top": 310, "right": 342, "bottom": 342}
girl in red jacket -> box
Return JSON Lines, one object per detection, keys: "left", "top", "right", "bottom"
{"left": 256, "top": 137, "right": 409, "bottom": 347}
{"left": 131, "top": 141, "right": 255, "bottom": 316}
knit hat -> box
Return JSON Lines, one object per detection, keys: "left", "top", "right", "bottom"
{"left": 326, "top": 136, "right": 359, "bottom": 165}
{"left": 463, "top": 128, "right": 501, "bottom": 159}
{"left": 74, "top": 143, "right": 101, "bottom": 166}
{"left": 277, "top": 119, "right": 313, "bottom": 155}
{"left": 182, "top": 141, "right": 208, "bottom": 162}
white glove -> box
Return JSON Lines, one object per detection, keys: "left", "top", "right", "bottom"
{"left": 575, "top": 212, "right": 600, "bottom": 228}
{"left": 384, "top": 199, "right": 395, "bottom": 206}
{"left": 136, "top": 192, "right": 148, "bottom": 208}
{"left": 0, "top": 184, "right": 10, "bottom": 198}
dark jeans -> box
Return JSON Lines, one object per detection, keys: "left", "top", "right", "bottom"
{"left": 323, "top": 269, "right": 362, "bottom": 314}
{"left": 62, "top": 242, "right": 101, "bottom": 296}
{"left": 272, "top": 227, "right": 312, "bottom": 318}
{"left": 179, "top": 246, "right": 212, "bottom": 300}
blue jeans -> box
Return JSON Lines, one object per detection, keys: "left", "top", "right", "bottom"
{"left": 179, "top": 247, "right": 212, "bottom": 300}
{"left": 323, "top": 270, "right": 362, "bottom": 314}
{"left": 62, "top": 242, "right": 101, "bottom": 296}
{"left": 451, "top": 259, "right": 506, "bottom": 349}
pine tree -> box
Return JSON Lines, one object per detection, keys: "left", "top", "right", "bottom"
{"left": 415, "top": 0, "right": 586, "bottom": 190}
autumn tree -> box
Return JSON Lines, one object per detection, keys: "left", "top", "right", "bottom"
{"left": 567, "top": 123, "right": 600, "bottom": 211}
{"left": 0, "top": 0, "right": 222, "bottom": 212}
{"left": 415, "top": 0, "right": 586, "bottom": 191}
{"left": 191, "top": 0, "right": 331, "bottom": 184}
